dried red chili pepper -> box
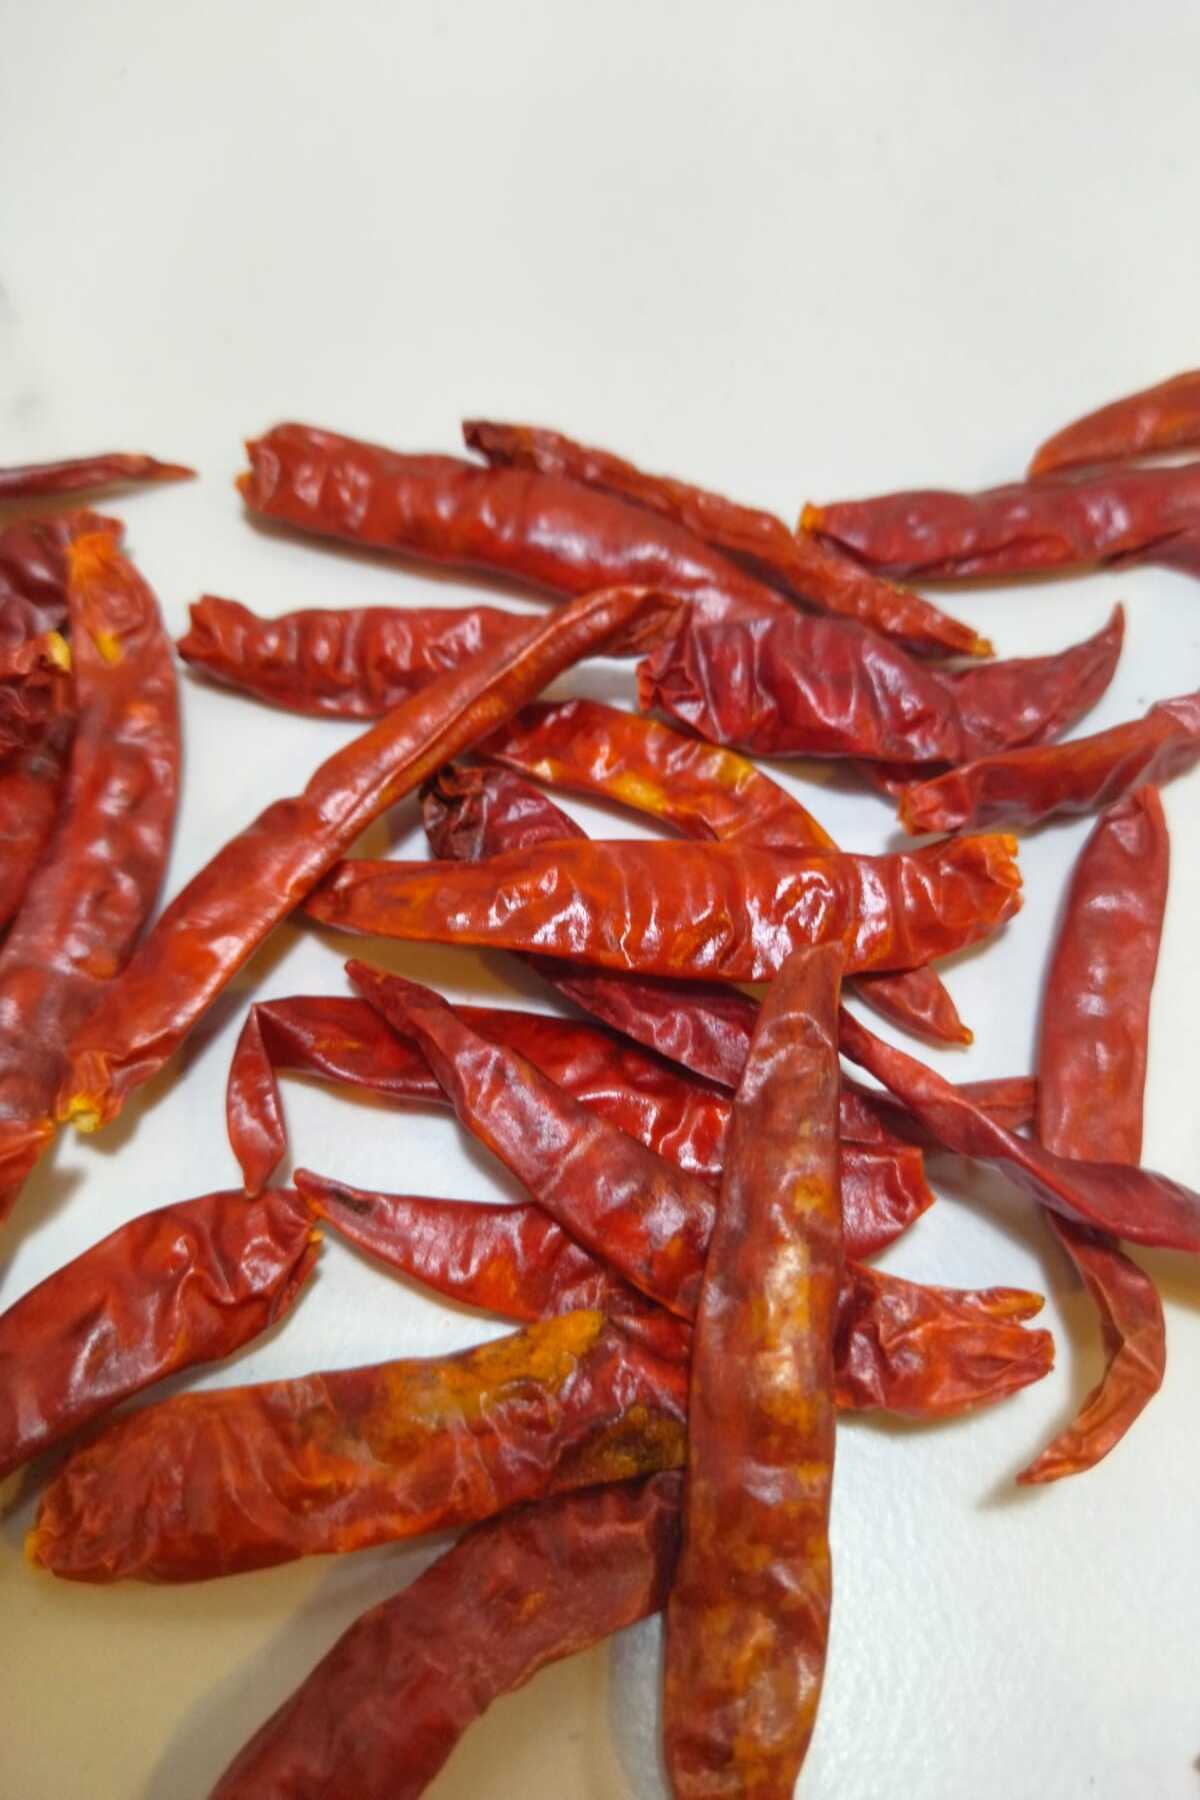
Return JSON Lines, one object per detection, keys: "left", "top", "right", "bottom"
{"left": 307, "top": 831, "right": 1022, "bottom": 981}
{"left": 664, "top": 944, "right": 843, "bottom": 1796}
{"left": 0, "top": 1188, "right": 318, "bottom": 1479}
{"left": 177, "top": 593, "right": 536, "bottom": 718}
{"left": 1019, "top": 787, "right": 1168, "bottom": 1484}
{"left": 479, "top": 703, "right": 969, "bottom": 1044}
{"left": 899, "top": 691, "right": 1200, "bottom": 834}
{"left": 838, "top": 1008, "right": 1200, "bottom": 1251}
{"left": 0, "top": 530, "right": 178, "bottom": 1220}
{"left": 638, "top": 604, "right": 1123, "bottom": 764}
{"left": 57, "top": 583, "right": 679, "bottom": 1135}
{"left": 210, "top": 1472, "right": 685, "bottom": 1800}
{"left": 0, "top": 452, "right": 193, "bottom": 501}
{"left": 0, "top": 717, "right": 73, "bottom": 932}
{"left": 464, "top": 416, "right": 988, "bottom": 657}
{"left": 1030, "top": 370, "right": 1200, "bottom": 477}
{"left": 297, "top": 1173, "right": 1052, "bottom": 1419}
{"left": 28, "top": 1310, "right": 688, "bottom": 1583}
{"left": 0, "top": 628, "right": 71, "bottom": 757}
{"left": 840, "top": 1071, "right": 1037, "bottom": 1147}
{"left": 240, "top": 421, "right": 788, "bottom": 625}
{"left": 0, "top": 510, "right": 116, "bottom": 638}
{"left": 803, "top": 461, "right": 1200, "bottom": 581}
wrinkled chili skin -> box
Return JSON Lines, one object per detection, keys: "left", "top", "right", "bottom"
{"left": 240, "top": 422, "right": 787, "bottom": 625}
{"left": 0, "top": 1189, "right": 317, "bottom": 1479}
{"left": 28, "top": 1311, "right": 688, "bottom": 1584}
{"left": 638, "top": 605, "right": 1123, "bottom": 766}
{"left": 838, "top": 1009, "right": 1200, "bottom": 1250}
{"left": 177, "top": 594, "right": 536, "bottom": 718}
{"left": 307, "top": 833, "right": 1023, "bottom": 982}
{"left": 0, "top": 452, "right": 192, "bottom": 501}
{"left": 0, "top": 531, "right": 179, "bottom": 1219}
{"left": 0, "top": 629, "right": 72, "bottom": 759}
{"left": 212, "top": 1472, "right": 685, "bottom": 1800}
{"left": 1019, "top": 787, "right": 1168, "bottom": 1484}
{"left": 900, "top": 691, "right": 1200, "bottom": 834}
{"left": 479, "top": 706, "right": 969, "bottom": 1044}
{"left": 0, "top": 716, "right": 73, "bottom": 932}
{"left": 1030, "top": 370, "right": 1200, "bottom": 478}
{"left": 803, "top": 461, "right": 1200, "bottom": 581}
{"left": 665, "top": 946, "right": 843, "bottom": 1797}
{"left": 58, "top": 584, "right": 680, "bottom": 1134}
{"left": 464, "top": 417, "right": 988, "bottom": 657}
{"left": 0, "top": 511, "right": 116, "bottom": 638}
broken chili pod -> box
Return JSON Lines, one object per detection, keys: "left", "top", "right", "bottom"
{"left": 0, "top": 1189, "right": 318, "bottom": 1480}
{"left": 0, "top": 452, "right": 193, "bottom": 502}
{"left": 464, "top": 416, "right": 988, "bottom": 657}
{"left": 1029, "top": 369, "right": 1200, "bottom": 478}
{"left": 57, "top": 583, "right": 682, "bottom": 1135}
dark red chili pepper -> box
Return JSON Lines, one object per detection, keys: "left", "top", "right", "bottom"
{"left": 0, "top": 627, "right": 71, "bottom": 757}
{"left": 0, "top": 717, "right": 73, "bottom": 932}
{"left": 0, "top": 1188, "right": 318, "bottom": 1479}
{"left": 28, "top": 1310, "right": 688, "bottom": 1583}
{"left": 177, "top": 593, "right": 536, "bottom": 718}
{"left": 296, "top": 1172, "right": 1052, "bottom": 1419}
{"left": 57, "top": 584, "right": 680, "bottom": 1135}
{"left": 899, "top": 691, "right": 1200, "bottom": 834}
{"left": 665, "top": 945, "right": 843, "bottom": 1795}
{"left": 239, "top": 421, "right": 788, "bottom": 624}
{"left": 839, "top": 1072, "right": 1037, "bottom": 1146}
{"left": 1030, "top": 369, "right": 1200, "bottom": 478}
{"left": 838, "top": 1008, "right": 1200, "bottom": 1251}
{"left": 1019, "top": 787, "right": 1168, "bottom": 1484}
{"left": 638, "top": 604, "right": 1123, "bottom": 764}
{"left": 464, "top": 416, "right": 988, "bottom": 657}
{"left": 210, "top": 1472, "right": 685, "bottom": 1800}
{"left": 0, "top": 510, "right": 120, "bottom": 638}
{"left": 0, "top": 529, "right": 179, "bottom": 1221}
{"left": 480, "top": 703, "right": 969, "bottom": 1044}
{"left": 803, "top": 462, "right": 1200, "bottom": 581}
{"left": 306, "top": 831, "right": 1022, "bottom": 981}
{"left": 0, "top": 452, "right": 193, "bottom": 501}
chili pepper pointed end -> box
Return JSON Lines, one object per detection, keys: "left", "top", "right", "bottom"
{"left": 797, "top": 503, "right": 824, "bottom": 535}
{"left": 970, "top": 633, "right": 995, "bottom": 658}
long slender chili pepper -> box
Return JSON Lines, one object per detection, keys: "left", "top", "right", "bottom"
{"left": 899, "top": 691, "right": 1200, "bottom": 834}
{"left": 638, "top": 604, "right": 1123, "bottom": 764}
{"left": 297, "top": 1172, "right": 1052, "bottom": 1419}
{"left": 0, "top": 530, "right": 178, "bottom": 1220}
{"left": 306, "top": 832, "right": 1022, "bottom": 981}
{"left": 0, "top": 452, "right": 193, "bottom": 501}
{"left": 210, "top": 1472, "right": 686, "bottom": 1800}
{"left": 665, "top": 945, "right": 843, "bottom": 1796}
{"left": 838, "top": 1008, "right": 1200, "bottom": 1251}
{"left": 463, "top": 417, "right": 987, "bottom": 657}
{"left": 27, "top": 1311, "right": 688, "bottom": 1583}
{"left": 1029, "top": 369, "right": 1200, "bottom": 478}
{"left": 1019, "top": 787, "right": 1168, "bottom": 1483}
{"left": 0, "top": 1189, "right": 318, "bottom": 1479}
{"left": 480, "top": 703, "right": 969, "bottom": 1044}
{"left": 239, "top": 421, "right": 788, "bottom": 625}
{"left": 802, "top": 461, "right": 1200, "bottom": 581}
{"left": 840, "top": 1072, "right": 1037, "bottom": 1146}
{"left": 177, "top": 594, "right": 537, "bottom": 718}
{"left": 56, "top": 584, "right": 680, "bottom": 1135}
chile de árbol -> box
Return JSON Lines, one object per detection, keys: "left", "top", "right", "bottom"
{"left": 0, "top": 451, "right": 193, "bottom": 502}
{"left": 1030, "top": 369, "right": 1200, "bottom": 478}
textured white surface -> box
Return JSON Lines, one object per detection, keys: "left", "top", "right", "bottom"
{"left": 2, "top": 2, "right": 1199, "bottom": 1795}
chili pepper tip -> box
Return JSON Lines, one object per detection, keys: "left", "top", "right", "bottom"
{"left": 798, "top": 503, "right": 823, "bottom": 534}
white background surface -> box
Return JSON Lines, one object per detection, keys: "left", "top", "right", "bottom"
{"left": 3, "top": 3, "right": 1200, "bottom": 1795}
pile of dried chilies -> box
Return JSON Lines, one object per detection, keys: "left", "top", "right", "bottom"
{"left": 1, "top": 375, "right": 1196, "bottom": 1798}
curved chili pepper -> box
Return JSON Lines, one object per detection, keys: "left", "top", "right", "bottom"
{"left": 480, "top": 702, "right": 969, "bottom": 1044}
{"left": 900, "top": 691, "right": 1200, "bottom": 834}
{"left": 0, "top": 717, "right": 73, "bottom": 932}
{"left": 464, "top": 417, "right": 988, "bottom": 657}
{"left": 0, "top": 1188, "right": 318, "bottom": 1479}
{"left": 664, "top": 945, "right": 843, "bottom": 1796}
{"left": 0, "top": 530, "right": 179, "bottom": 1220}
{"left": 1030, "top": 370, "right": 1200, "bottom": 477}
{"left": 838, "top": 1008, "right": 1200, "bottom": 1251}
{"left": 28, "top": 1311, "right": 688, "bottom": 1584}
{"left": 0, "top": 452, "right": 193, "bottom": 500}
{"left": 296, "top": 1174, "right": 1050, "bottom": 1419}
{"left": 57, "top": 583, "right": 680, "bottom": 1135}
{"left": 803, "top": 462, "right": 1200, "bottom": 581}
{"left": 239, "top": 421, "right": 787, "bottom": 625}
{"left": 307, "top": 832, "right": 1022, "bottom": 981}
{"left": 638, "top": 604, "right": 1123, "bottom": 765}
{"left": 211, "top": 1472, "right": 685, "bottom": 1800}
{"left": 177, "top": 593, "right": 536, "bottom": 718}
{"left": 1019, "top": 787, "right": 1168, "bottom": 1484}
